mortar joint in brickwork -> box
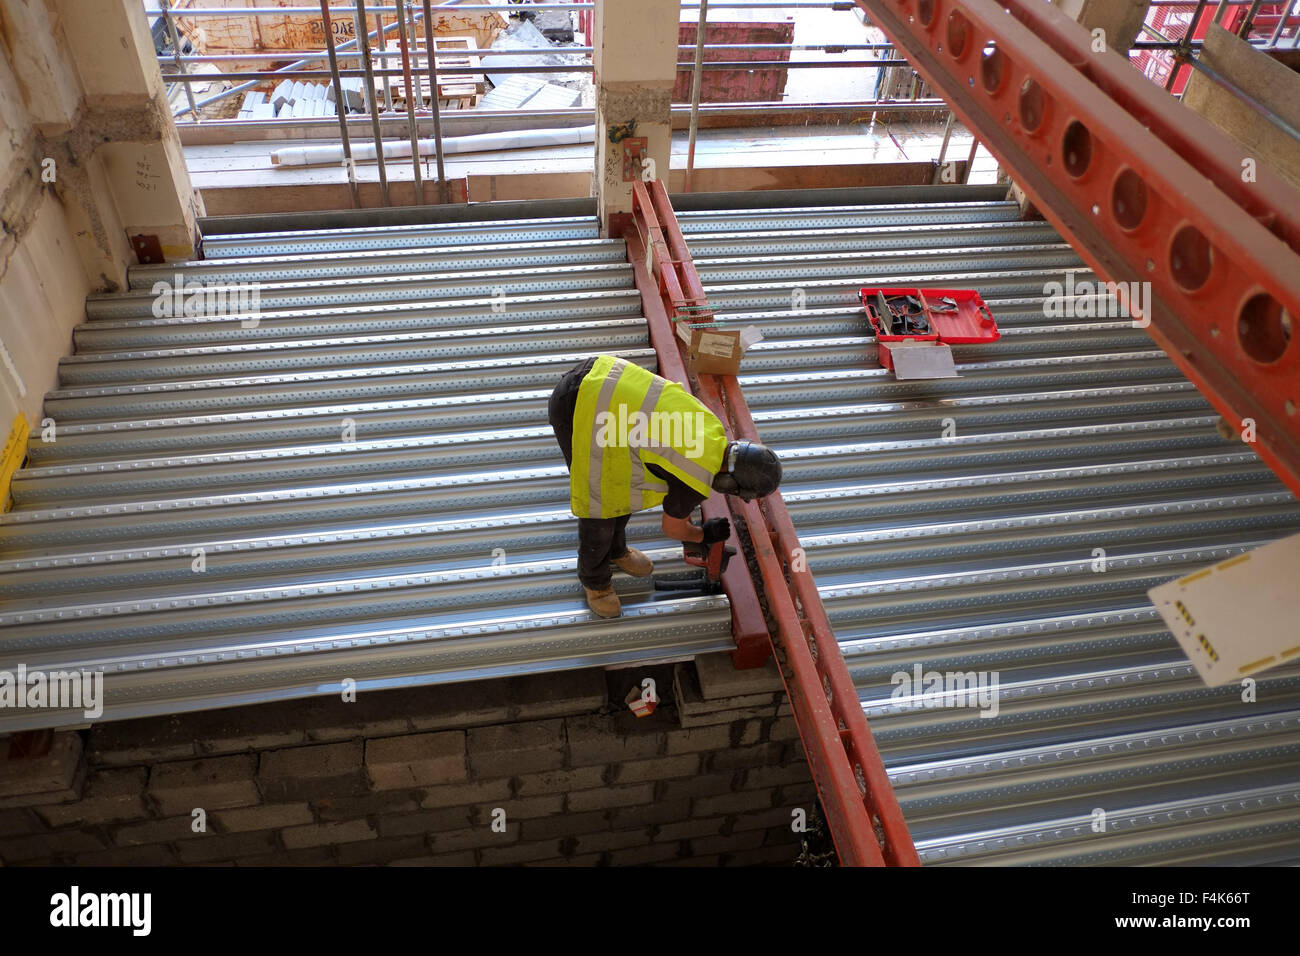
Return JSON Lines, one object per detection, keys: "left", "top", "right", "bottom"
{"left": 560, "top": 720, "right": 572, "bottom": 770}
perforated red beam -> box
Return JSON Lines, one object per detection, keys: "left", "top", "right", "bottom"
{"left": 855, "top": 0, "right": 1300, "bottom": 499}
{"left": 619, "top": 187, "right": 771, "bottom": 670}
{"left": 640, "top": 180, "right": 919, "bottom": 867}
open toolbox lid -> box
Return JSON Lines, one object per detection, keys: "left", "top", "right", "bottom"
{"left": 860, "top": 287, "right": 1000, "bottom": 378}
{"left": 859, "top": 288, "right": 1001, "bottom": 345}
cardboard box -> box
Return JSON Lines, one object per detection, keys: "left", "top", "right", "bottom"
{"left": 675, "top": 320, "right": 762, "bottom": 376}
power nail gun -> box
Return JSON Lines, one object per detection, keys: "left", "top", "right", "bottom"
{"left": 653, "top": 538, "right": 735, "bottom": 595}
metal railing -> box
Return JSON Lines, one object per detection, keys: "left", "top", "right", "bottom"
{"left": 150, "top": 0, "right": 1300, "bottom": 207}
{"left": 1130, "top": 0, "right": 1300, "bottom": 92}
{"left": 148, "top": 0, "right": 990, "bottom": 204}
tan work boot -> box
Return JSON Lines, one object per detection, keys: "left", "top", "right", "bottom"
{"left": 612, "top": 547, "right": 654, "bottom": 577}
{"left": 584, "top": 586, "right": 622, "bottom": 618}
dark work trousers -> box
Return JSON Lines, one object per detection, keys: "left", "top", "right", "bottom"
{"left": 549, "top": 359, "right": 631, "bottom": 591}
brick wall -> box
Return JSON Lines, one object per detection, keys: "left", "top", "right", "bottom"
{"left": 0, "top": 654, "right": 815, "bottom": 866}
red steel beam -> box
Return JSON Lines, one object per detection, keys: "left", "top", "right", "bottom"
{"left": 855, "top": 0, "right": 1300, "bottom": 500}
{"left": 621, "top": 187, "right": 771, "bottom": 670}
{"left": 642, "top": 180, "right": 919, "bottom": 867}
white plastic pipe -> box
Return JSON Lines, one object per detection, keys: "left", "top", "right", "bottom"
{"left": 271, "top": 124, "right": 596, "bottom": 166}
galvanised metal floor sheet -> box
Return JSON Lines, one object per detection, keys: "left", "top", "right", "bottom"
{"left": 2, "top": 196, "right": 1047, "bottom": 733}
{"left": 2, "top": 214, "right": 742, "bottom": 731}
{"left": 10, "top": 189, "right": 1297, "bottom": 867}
{"left": 675, "top": 197, "right": 1300, "bottom": 866}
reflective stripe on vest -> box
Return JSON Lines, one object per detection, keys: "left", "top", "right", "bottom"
{"left": 569, "top": 355, "right": 727, "bottom": 518}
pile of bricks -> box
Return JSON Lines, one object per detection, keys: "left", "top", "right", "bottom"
{"left": 0, "top": 655, "right": 816, "bottom": 867}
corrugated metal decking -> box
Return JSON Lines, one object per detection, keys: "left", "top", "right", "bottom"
{"left": 675, "top": 200, "right": 1300, "bottom": 866}
{"left": 1, "top": 215, "right": 739, "bottom": 730}
{"left": 4, "top": 193, "right": 1298, "bottom": 864}
{"left": 1, "top": 200, "right": 1042, "bottom": 733}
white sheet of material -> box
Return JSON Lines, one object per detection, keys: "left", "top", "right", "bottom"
{"left": 270, "top": 125, "right": 596, "bottom": 166}
{"left": 1149, "top": 531, "right": 1300, "bottom": 686}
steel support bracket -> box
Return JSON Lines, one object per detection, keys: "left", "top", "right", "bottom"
{"left": 624, "top": 183, "right": 771, "bottom": 669}
{"left": 131, "top": 234, "right": 164, "bottom": 265}
{"left": 631, "top": 179, "right": 920, "bottom": 866}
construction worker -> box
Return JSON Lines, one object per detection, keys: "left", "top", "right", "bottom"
{"left": 548, "top": 354, "right": 783, "bottom": 618}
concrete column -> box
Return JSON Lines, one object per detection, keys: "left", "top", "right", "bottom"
{"left": 0, "top": 0, "right": 201, "bottom": 432}
{"left": 54, "top": 0, "right": 204, "bottom": 270}
{"left": 593, "top": 0, "right": 679, "bottom": 235}
{"left": 1058, "top": 0, "right": 1150, "bottom": 57}
{"left": 2, "top": 0, "right": 202, "bottom": 288}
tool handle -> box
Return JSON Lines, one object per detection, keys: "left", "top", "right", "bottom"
{"left": 685, "top": 539, "right": 735, "bottom": 581}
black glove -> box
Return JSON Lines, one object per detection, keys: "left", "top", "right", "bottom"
{"left": 700, "top": 517, "right": 731, "bottom": 545}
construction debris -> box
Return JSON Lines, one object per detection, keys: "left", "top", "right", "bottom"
{"left": 258, "top": 79, "right": 356, "bottom": 119}
{"left": 165, "top": 73, "right": 232, "bottom": 117}
{"left": 524, "top": 84, "right": 582, "bottom": 110}
{"left": 377, "top": 34, "right": 487, "bottom": 110}
{"left": 478, "top": 75, "right": 547, "bottom": 110}
{"left": 523, "top": 9, "right": 577, "bottom": 42}
{"left": 172, "top": 5, "right": 590, "bottom": 121}
{"left": 167, "top": 0, "right": 507, "bottom": 65}
{"left": 481, "top": 18, "right": 585, "bottom": 90}
{"left": 478, "top": 75, "right": 579, "bottom": 111}
{"left": 476, "top": 16, "right": 590, "bottom": 113}
{"left": 236, "top": 90, "right": 266, "bottom": 119}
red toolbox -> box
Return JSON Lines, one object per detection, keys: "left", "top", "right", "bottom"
{"left": 860, "top": 287, "right": 1000, "bottom": 371}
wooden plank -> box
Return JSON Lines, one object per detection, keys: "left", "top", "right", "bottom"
{"left": 388, "top": 34, "right": 485, "bottom": 102}
{"left": 183, "top": 119, "right": 1002, "bottom": 215}
{"left": 196, "top": 159, "right": 943, "bottom": 217}
{"left": 466, "top": 171, "right": 592, "bottom": 201}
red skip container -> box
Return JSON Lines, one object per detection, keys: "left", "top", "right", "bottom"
{"left": 859, "top": 287, "right": 1000, "bottom": 370}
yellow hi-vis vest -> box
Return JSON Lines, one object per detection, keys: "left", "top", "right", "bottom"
{"left": 570, "top": 355, "right": 727, "bottom": 518}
